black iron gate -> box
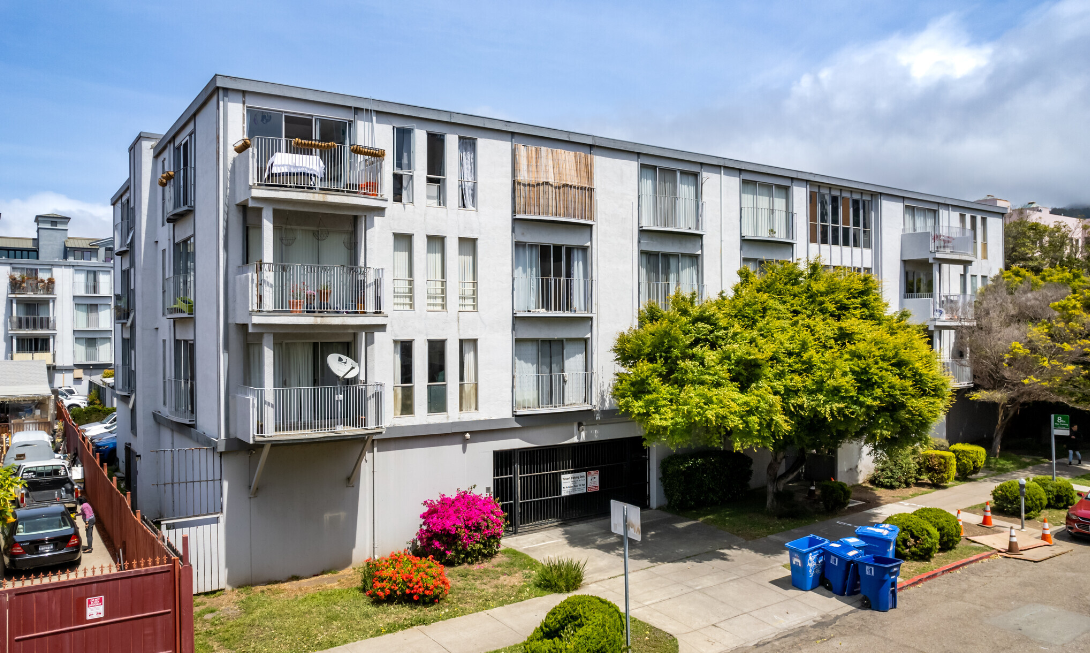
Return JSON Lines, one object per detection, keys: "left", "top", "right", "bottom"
{"left": 493, "top": 437, "right": 648, "bottom": 533}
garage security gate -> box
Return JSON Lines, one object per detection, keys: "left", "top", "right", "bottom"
{"left": 493, "top": 437, "right": 648, "bottom": 533}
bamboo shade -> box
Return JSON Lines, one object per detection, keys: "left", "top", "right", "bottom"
{"left": 513, "top": 144, "right": 595, "bottom": 221}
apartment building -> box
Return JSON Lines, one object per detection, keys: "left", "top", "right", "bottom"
{"left": 0, "top": 214, "right": 113, "bottom": 393}
{"left": 110, "top": 76, "right": 1004, "bottom": 590}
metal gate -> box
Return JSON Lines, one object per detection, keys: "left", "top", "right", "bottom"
{"left": 493, "top": 437, "right": 648, "bottom": 533}
{"left": 163, "top": 514, "right": 225, "bottom": 593}
{"left": 153, "top": 448, "right": 225, "bottom": 593}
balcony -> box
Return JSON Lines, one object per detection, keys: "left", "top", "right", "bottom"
{"left": 639, "top": 282, "right": 706, "bottom": 311}
{"left": 115, "top": 365, "right": 135, "bottom": 395}
{"left": 8, "top": 316, "right": 55, "bottom": 331}
{"left": 514, "top": 372, "right": 593, "bottom": 412}
{"left": 114, "top": 292, "right": 133, "bottom": 323}
{"left": 513, "top": 277, "right": 594, "bottom": 315}
{"left": 115, "top": 206, "right": 134, "bottom": 255}
{"left": 74, "top": 280, "right": 111, "bottom": 295}
{"left": 237, "top": 383, "right": 385, "bottom": 440}
{"left": 902, "top": 293, "right": 975, "bottom": 324}
{"left": 164, "top": 378, "right": 195, "bottom": 423}
{"left": 164, "top": 273, "right": 194, "bottom": 317}
{"left": 901, "top": 226, "right": 975, "bottom": 262}
{"left": 512, "top": 145, "right": 594, "bottom": 223}
{"left": 238, "top": 263, "right": 385, "bottom": 329}
{"left": 240, "top": 137, "right": 387, "bottom": 210}
{"left": 8, "top": 277, "right": 54, "bottom": 295}
{"left": 942, "top": 358, "right": 972, "bottom": 388}
{"left": 8, "top": 352, "right": 53, "bottom": 364}
{"left": 639, "top": 194, "right": 704, "bottom": 232}
{"left": 163, "top": 166, "right": 195, "bottom": 222}
{"left": 741, "top": 207, "right": 796, "bottom": 241}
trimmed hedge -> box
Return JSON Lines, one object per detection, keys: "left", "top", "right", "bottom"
{"left": 524, "top": 595, "right": 624, "bottom": 653}
{"left": 884, "top": 513, "right": 939, "bottom": 561}
{"left": 868, "top": 448, "right": 917, "bottom": 489}
{"left": 949, "top": 443, "right": 987, "bottom": 479}
{"left": 918, "top": 450, "right": 957, "bottom": 486}
{"left": 992, "top": 479, "right": 1047, "bottom": 518}
{"left": 929, "top": 437, "right": 951, "bottom": 451}
{"left": 912, "top": 507, "right": 960, "bottom": 551}
{"left": 69, "top": 405, "right": 116, "bottom": 426}
{"left": 660, "top": 450, "right": 753, "bottom": 510}
{"left": 1031, "top": 476, "right": 1079, "bottom": 509}
{"left": 819, "top": 480, "right": 852, "bottom": 513}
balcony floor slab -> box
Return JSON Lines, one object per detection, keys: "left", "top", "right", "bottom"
{"left": 241, "top": 185, "right": 388, "bottom": 213}
{"left": 243, "top": 313, "right": 388, "bottom": 332}
{"left": 253, "top": 427, "right": 383, "bottom": 444}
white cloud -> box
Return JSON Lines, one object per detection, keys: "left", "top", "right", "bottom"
{"left": 0, "top": 192, "right": 112, "bottom": 239}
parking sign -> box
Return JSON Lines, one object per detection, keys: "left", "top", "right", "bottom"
{"left": 86, "top": 596, "right": 104, "bottom": 620}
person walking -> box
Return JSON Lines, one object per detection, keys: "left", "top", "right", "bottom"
{"left": 78, "top": 497, "right": 95, "bottom": 553}
{"left": 1069, "top": 424, "right": 1083, "bottom": 466}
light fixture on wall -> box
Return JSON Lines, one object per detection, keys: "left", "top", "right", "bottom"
{"left": 279, "top": 227, "right": 297, "bottom": 247}
{"left": 313, "top": 217, "right": 329, "bottom": 241}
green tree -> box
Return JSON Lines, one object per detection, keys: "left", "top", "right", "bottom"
{"left": 612, "top": 261, "right": 952, "bottom": 511}
{"left": 960, "top": 267, "right": 1090, "bottom": 457}
{"left": 0, "top": 466, "right": 24, "bottom": 523}
{"left": 1005, "top": 219, "right": 1083, "bottom": 273}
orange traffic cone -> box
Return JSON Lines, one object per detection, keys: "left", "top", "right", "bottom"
{"left": 1041, "top": 517, "right": 1053, "bottom": 544}
{"left": 1006, "top": 526, "right": 1021, "bottom": 554}
{"left": 957, "top": 509, "right": 964, "bottom": 537}
{"left": 982, "top": 502, "right": 994, "bottom": 527}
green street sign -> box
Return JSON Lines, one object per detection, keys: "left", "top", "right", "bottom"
{"left": 1053, "top": 414, "right": 1070, "bottom": 435}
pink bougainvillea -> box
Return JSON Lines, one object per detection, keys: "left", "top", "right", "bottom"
{"left": 415, "top": 488, "right": 505, "bottom": 565}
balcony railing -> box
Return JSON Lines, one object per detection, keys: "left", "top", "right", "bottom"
{"left": 741, "top": 207, "right": 796, "bottom": 240}
{"left": 639, "top": 194, "right": 704, "bottom": 231}
{"left": 163, "top": 166, "right": 195, "bottom": 218}
{"left": 934, "top": 294, "right": 975, "bottom": 321}
{"left": 393, "top": 279, "right": 413, "bottom": 310}
{"left": 248, "top": 136, "right": 384, "bottom": 197}
{"left": 427, "top": 280, "right": 446, "bottom": 311}
{"left": 639, "top": 282, "right": 706, "bottom": 311}
{"left": 164, "top": 273, "right": 194, "bottom": 317}
{"left": 116, "top": 206, "right": 134, "bottom": 254}
{"left": 941, "top": 359, "right": 972, "bottom": 387}
{"left": 514, "top": 372, "right": 593, "bottom": 411}
{"left": 73, "top": 280, "right": 111, "bottom": 295}
{"left": 114, "top": 292, "right": 133, "bottom": 322}
{"left": 903, "top": 225, "right": 974, "bottom": 256}
{"left": 8, "top": 278, "right": 54, "bottom": 295}
{"left": 459, "top": 281, "right": 478, "bottom": 311}
{"left": 903, "top": 292, "right": 933, "bottom": 300}
{"left": 164, "top": 378, "right": 195, "bottom": 422}
{"left": 8, "top": 352, "right": 53, "bottom": 363}
{"left": 240, "top": 383, "right": 385, "bottom": 437}
{"left": 514, "top": 183, "right": 595, "bottom": 222}
{"left": 513, "top": 277, "right": 594, "bottom": 313}
{"left": 8, "top": 316, "right": 55, "bottom": 331}
{"left": 249, "top": 263, "right": 384, "bottom": 314}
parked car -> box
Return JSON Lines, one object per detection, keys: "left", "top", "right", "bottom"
{"left": 87, "top": 423, "right": 116, "bottom": 443}
{"left": 91, "top": 433, "right": 116, "bottom": 465}
{"left": 82, "top": 413, "right": 116, "bottom": 437}
{"left": 14, "top": 460, "right": 78, "bottom": 514}
{"left": 3, "top": 441, "right": 58, "bottom": 467}
{"left": 1066, "top": 491, "right": 1090, "bottom": 538}
{"left": 1, "top": 504, "right": 81, "bottom": 572}
{"left": 10, "top": 430, "right": 52, "bottom": 446}
{"left": 62, "top": 395, "right": 87, "bottom": 410}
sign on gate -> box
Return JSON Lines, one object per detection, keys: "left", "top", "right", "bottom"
{"left": 86, "top": 596, "right": 104, "bottom": 620}
{"left": 560, "top": 472, "right": 587, "bottom": 496}
{"left": 587, "top": 470, "right": 600, "bottom": 492}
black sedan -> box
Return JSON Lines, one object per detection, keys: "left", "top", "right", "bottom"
{"left": 1, "top": 505, "right": 82, "bottom": 572}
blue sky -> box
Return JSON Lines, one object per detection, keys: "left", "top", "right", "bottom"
{"left": 0, "top": 0, "right": 1087, "bottom": 237}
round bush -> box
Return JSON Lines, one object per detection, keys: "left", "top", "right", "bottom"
{"left": 929, "top": 437, "right": 951, "bottom": 451}
{"left": 869, "top": 448, "right": 918, "bottom": 489}
{"left": 949, "top": 443, "right": 987, "bottom": 479}
{"left": 1031, "top": 476, "right": 1078, "bottom": 509}
{"left": 819, "top": 480, "right": 852, "bottom": 513}
{"left": 991, "top": 480, "right": 1047, "bottom": 518}
{"left": 524, "top": 595, "right": 624, "bottom": 653}
{"left": 918, "top": 450, "right": 957, "bottom": 486}
{"left": 912, "top": 507, "right": 960, "bottom": 551}
{"left": 660, "top": 450, "right": 753, "bottom": 510}
{"left": 883, "top": 513, "right": 939, "bottom": 561}
{"left": 415, "top": 488, "right": 505, "bottom": 565}
{"left": 361, "top": 551, "right": 450, "bottom": 603}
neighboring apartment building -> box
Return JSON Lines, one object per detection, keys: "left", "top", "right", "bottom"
{"left": 0, "top": 214, "right": 113, "bottom": 393}
{"left": 1003, "top": 200, "right": 1089, "bottom": 252}
{"left": 110, "top": 76, "right": 1004, "bottom": 590}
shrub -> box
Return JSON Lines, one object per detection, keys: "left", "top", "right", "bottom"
{"left": 949, "top": 444, "right": 987, "bottom": 479}
{"left": 992, "top": 479, "right": 1047, "bottom": 518}
{"left": 819, "top": 480, "right": 852, "bottom": 513}
{"left": 415, "top": 488, "right": 504, "bottom": 565}
{"left": 101, "top": 369, "right": 114, "bottom": 379}
{"left": 524, "top": 595, "right": 624, "bottom": 653}
{"left": 912, "top": 507, "right": 960, "bottom": 551}
{"left": 883, "top": 514, "right": 939, "bottom": 561}
{"left": 660, "top": 450, "right": 753, "bottom": 510}
{"left": 868, "top": 448, "right": 918, "bottom": 489}
{"left": 534, "top": 557, "right": 586, "bottom": 593}
{"left": 929, "top": 437, "right": 951, "bottom": 451}
{"left": 1031, "top": 476, "right": 1078, "bottom": 509}
{"left": 918, "top": 450, "right": 957, "bottom": 486}
{"left": 69, "top": 405, "right": 116, "bottom": 426}
{"left": 361, "top": 551, "right": 450, "bottom": 603}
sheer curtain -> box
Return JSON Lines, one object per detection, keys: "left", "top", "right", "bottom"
{"left": 275, "top": 227, "right": 320, "bottom": 264}
{"left": 74, "top": 304, "right": 89, "bottom": 329}
{"left": 458, "top": 239, "right": 477, "bottom": 310}
{"left": 680, "top": 255, "right": 699, "bottom": 293}
{"left": 245, "top": 343, "right": 263, "bottom": 387}
{"left": 757, "top": 183, "right": 772, "bottom": 236}
{"left": 393, "top": 235, "right": 413, "bottom": 309}
{"left": 773, "top": 186, "right": 789, "bottom": 238}
{"left": 568, "top": 247, "right": 588, "bottom": 312}
{"left": 460, "top": 340, "right": 477, "bottom": 411}
{"left": 679, "top": 172, "right": 698, "bottom": 230}
{"left": 426, "top": 237, "right": 445, "bottom": 310}
{"left": 513, "top": 243, "right": 540, "bottom": 312}
{"left": 658, "top": 169, "right": 678, "bottom": 227}
{"left": 639, "top": 166, "right": 656, "bottom": 225}
{"left": 274, "top": 342, "right": 314, "bottom": 387}
{"left": 514, "top": 340, "right": 538, "bottom": 409}
{"left": 563, "top": 339, "right": 587, "bottom": 405}
{"left": 74, "top": 338, "right": 87, "bottom": 363}
{"left": 458, "top": 138, "right": 476, "bottom": 209}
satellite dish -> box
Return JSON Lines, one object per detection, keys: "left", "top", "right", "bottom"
{"left": 326, "top": 353, "right": 360, "bottom": 380}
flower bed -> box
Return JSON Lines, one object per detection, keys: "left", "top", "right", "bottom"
{"left": 361, "top": 552, "right": 450, "bottom": 604}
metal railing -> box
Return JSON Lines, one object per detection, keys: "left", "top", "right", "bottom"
{"left": 8, "top": 278, "right": 54, "bottom": 295}
{"left": 638, "top": 194, "right": 704, "bottom": 231}
{"left": 164, "top": 166, "right": 194, "bottom": 217}
{"left": 903, "top": 292, "right": 933, "bottom": 299}
{"left": 163, "top": 274, "right": 195, "bottom": 316}
{"left": 459, "top": 281, "right": 478, "bottom": 311}
{"left": 935, "top": 294, "right": 975, "bottom": 321}
{"left": 393, "top": 278, "right": 413, "bottom": 310}
{"left": 639, "top": 282, "right": 706, "bottom": 311}
{"left": 74, "top": 279, "right": 110, "bottom": 295}
{"left": 903, "top": 225, "right": 974, "bottom": 256}
{"left": 941, "top": 359, "right": 972, "bottom": 387}
{"left": 427, "top": 280, "right": 446, "bottom": 311}
{"left": 514, "top": 372, "right": 593, "bottom": 411}
{"left": 240, "top": 383, "right": 385, "bottom": 437}
{"left": 249, "top": 263, "right": 384, "bottom": 314}
{"left": 513, "top": 277, "right": 594, "bottom": 313}
{"left": 116, "top": 206, "right": 134, "bottom": 252}
{"left": 164, "top": 378, "right": 194, "bottom": 422}
{"left": 249, "top": 136, "right": 384, "bottom": 197}
{"left": 741, "top": 207, "right": 795, "bottom": 240}
{"left": 8, "top": 316, "right": 55, "bottom": 331}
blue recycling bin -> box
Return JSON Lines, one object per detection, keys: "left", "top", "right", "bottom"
{"left": 785, "top": 535, "right": 829, "bottom": 591}
{"left": 855, "top": 525, "right": 900, "bottom": 558}
{"left": 821, "top": 541, "right": 863, "bottom": 596}
{"left": 857, "top": 555, "right": 903, "bottom": 611}
{"left": 838, "top": 536, "right": 867, "bottom": 552}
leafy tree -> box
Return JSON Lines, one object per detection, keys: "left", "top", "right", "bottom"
{"left": 612, "top": 261, "right": 952, "bottom": 510}
{"left": 960, "top": 267, "right": 1090, "bottom": 457}
{"left": 1005, "top": 219, "right": 1084, "bottom": 273}
{"left": 0, "top": 466, "right": 24, "bottom": 523}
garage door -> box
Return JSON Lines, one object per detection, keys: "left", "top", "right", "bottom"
{"left": 493, "top": 437, "right": 648, "bottom": 533}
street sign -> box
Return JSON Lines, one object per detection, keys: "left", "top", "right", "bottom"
{"left": 560, "top": 472, "right": 586, "bottom": 496}
{"left": 610, "top": 500, "right": 642, "bottom": 541}
{"left": 1053, "top": 414, "right": 1070, "bottom": 436}
{"left": 587, "top": 470, "right": 600, "bottom": 492}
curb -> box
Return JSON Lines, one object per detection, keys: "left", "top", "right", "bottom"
{"left": 897, "top": 551, "right": 998, "bottom": 590}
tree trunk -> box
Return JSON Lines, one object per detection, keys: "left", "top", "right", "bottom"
{"left": 765, "top": 451, "right": 785, "bottom": 511}
{"left": 990, "top": 401, "right": 1017, "bottom": 459}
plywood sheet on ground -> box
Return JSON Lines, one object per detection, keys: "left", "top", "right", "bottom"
{"left": 968, "top": 530, "right": 1049, "bottom": 552}
{"left": 1001, "top": 544, "right": 1073, "bottom": 562}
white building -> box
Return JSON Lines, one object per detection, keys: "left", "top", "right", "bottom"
{"left": 0, "top": 214, "right": 113, "bottom": 394}
{"left": 110, "top": 76, "right": 1004, "bottom": 590}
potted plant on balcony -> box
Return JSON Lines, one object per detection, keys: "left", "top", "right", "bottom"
{"left": 318, "top": 282, "right": 331, "bottom": 304}
{"left": 289, "top": 284, "right": 305, "bottom": 313}
{"left": 8, "top": 274, "right": 19, "bottom": 292}
{"left": 45, "top": 277, "right": 55, "bottom": 293}
{"left": 305, "top": 289, "right": 317, "bottom": 312}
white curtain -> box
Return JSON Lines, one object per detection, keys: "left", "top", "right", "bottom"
{"left": 247, "top": 226, "right": 262, "bottom": 264}
{"left": 458, "top": 238, "right": 476, "bottom": 283}
{"left": 274, "top": 342, "right": 313, "bottom": 388}
{"left": 680, "top": 255, "right": 699, "bottom": 292}
{"left": 393, "top": 235, "right": 412, "bottom": 279}
{"left": 460, "top": 339, "right": 477, "bottom": 411}
{"left": 757, "top": 183, "right": 772, "bottom": 214}
{"left": 275, "top": 227, "right": 319, "bottom": 265}
{"left": 245, "top": 343, "right": 263, "bottom": 387}
{"left": 514, "top": 340, "right": 538, "bottom": 409}
{"left": 458, "top": 138, "right": 476, "bottom": 209}
{"left": 569, "top": 247, "right": 588, "bottom": 311}
{"left": 75, "top": 304, "right": 89, "bottom": 329}
{"left": 639, "top": 166, "right": 656, "bottom": 225}
{"left": 513, "top": 244, "right": 540, "bottom": 312}
{"left": 658, "top": 169, "right": 677, "bottom": 226}
{"left": 318, "top": 233, "right": 351, "bottom": 267}
{"left": 773, "top": 186, "right": 788, "bottom": 215}
{"left": 99, "top": 304, "right": 110, "bottom": 328}
{"left": 74, "top": 338, "right": 87, "bottom": 363}
{"left": 679, "top": 171, "right": 698, "bottom": 229}
{"left": 563, "top": 339, "right": 587, "bottom": 405}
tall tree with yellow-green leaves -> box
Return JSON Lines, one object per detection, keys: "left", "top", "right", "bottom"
{"left": 612, "top": 261, "right": 952, "bottom": 511}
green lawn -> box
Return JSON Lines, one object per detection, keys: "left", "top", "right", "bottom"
{"left": 668, "top": 488, "right": 846, "bottom": 541}
{"left": 1070, "top": 471, "right": 1090, "bottom": 484}
{"left": 195, "top": 549, "right": 552, "bottom": 653}
{"left": 980, "top": 452, "right": 1049, "bottom": 476}
{"left": 487, "top": 617, "right": 677, "bottom": 653}
{"left": 898, "top": 542, "right": 993, "bottom": 581}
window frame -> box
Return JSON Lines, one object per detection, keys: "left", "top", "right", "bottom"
{"left": 426, "top": 236, "right": 446, "bottom": 312}
{"left": 427, "top": 340, "right": 447, "bottom": 414}
{"left": 458, "top": 238, "right": 478, "bottom": 312}
{"left": 392, "top": 234, "right": 415, "bottom": 310}
{"left": 459, "top": 339, "right": 478, "bottom": 412}
{"left": 393, "top": 126, "right": 415, "bottom": 204}
{"left": 393, "top": 340, "right": 414, "bottom": 417}
{"left": 426, "top": 132, "right": 446, "bottom": 208}
{"left": 457, "top": 136, "right": 477, "bottom": 210}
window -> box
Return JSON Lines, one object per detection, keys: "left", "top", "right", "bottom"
{"left": 513, "top": 339, "right": 588, "bottom": 410}
{"left": 393, "top": 235, "right": 414, "bottom": 310}
{"left": 513, "top": 144, "right": 594, "bottom": 221}
{"left": 75, "top": 337, "right": 111, "bottom": 363}
{"left": 981, "top": 217, "right": 989, "bottom": 259}
{"left": 639, "top": 252, "right": 700, "bottom": 307}
{"left": 458, "top": 137, "right": 477, "bottom": 209}
{"left": 173, "top": 134, "right": 194, "bottom": 210}
{"left": 75, "top": 304, "right": 110, "bottom": 329}
{"left": 639, "top": 166, "right": 700, "bottom": 230}
{"left": 394, "top": 341, "right": 413, "bottom": 417}
{"left": 960, "top": 273, "right": 967, "bottom": 294}
{"left": 15, "top": 337, "right": 50, "bottom": 353}
{"left": 393, "top": 127, "right": 414, "bottom": 204}
{"left": 427, "top": 340, "right": 446, "bottom": 414}
{"left": 971, "top": 275, "right": 979, "bottom": 294}
{"left": 458, "top": 238, "right": 477, "bottom": 311}
{"left": 459, "top": 340, "right": 478, "bottom": 412}
{"left": 426, "top": 236, "right": 446, "bottom": 311}
{"left": 514, "top": 243, "right": 590, "bottom": 312}
{"left": 426, "top": 133, "right": 445, "bottom": 207}
{"left": 810, "top": 191, "right": 872, "bottom": 248}
{"left": 905, "top": 205, "right": 937, "bottom": 233}
{"left": 970, "top": 215, "right": 978, "bottom": 257}
{"left": 741, "top": 181, "right": 790, "bottom": 239}
{"left": 904, "top": 269, "right": 933, "bottom": 295}
{"left": 981, "top": 275, "right": 989, "bottom": 288}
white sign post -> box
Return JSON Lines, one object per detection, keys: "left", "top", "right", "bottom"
{"left": 1052, "top": 414, "right": 1070, "bottom": 481}
{"left": 610, "top": 500, "right": 641, "bottom": 650}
